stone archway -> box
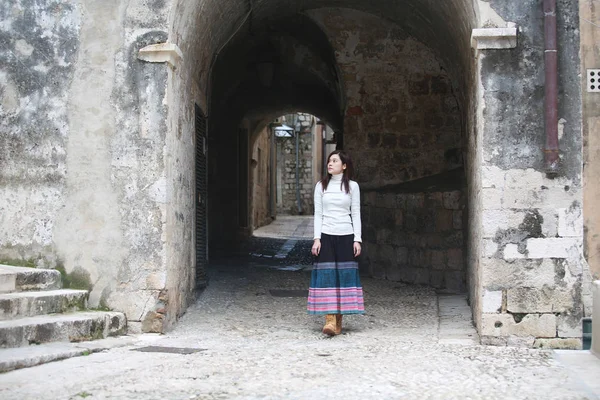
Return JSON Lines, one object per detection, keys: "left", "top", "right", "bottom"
{"left": 165, "top": 0, "right": 479, "bottom": 329}
{"left": 1, "top": 0, "right": 586, "bottom": 344}
{"left": 164, "top": 0, "right": 587, "bottom": 347}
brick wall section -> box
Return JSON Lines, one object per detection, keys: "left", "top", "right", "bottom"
{"left": 361, "top": 189, "right": 466, "bottom": 292}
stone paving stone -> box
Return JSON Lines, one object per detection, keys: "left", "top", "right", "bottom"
{"left": 253, "top": 216, "right": 314, "bottom": 239}
{"left": 0, "top": 244, "right": 598, "bottom": 399}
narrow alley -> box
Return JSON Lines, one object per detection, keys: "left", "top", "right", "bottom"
{"left": 1, "top": 217, "right": 599, "bottom": 399}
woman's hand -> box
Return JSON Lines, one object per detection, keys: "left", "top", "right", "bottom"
{"left": 312, "top": 239, "right": 321, "bottom": 256}
{"left": 353, "top": 242, "right": 362, "bottom": 257}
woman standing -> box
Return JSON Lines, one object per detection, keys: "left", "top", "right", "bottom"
{"left": 308, "top": 150, "right": 365, "bottom": 336}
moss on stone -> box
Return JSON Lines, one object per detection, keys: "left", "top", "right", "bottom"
{"left": 89, "top": 304, "right": 111, "bottom": 312}
{"left": 69, "top": 268, "right": 93, "bottom": 291}
{"left": 63, "top": 294, "right": 87, "bottom": 311}
{"left": 54, "top": 265, "right": 71, "bottom": 288}
{"left": 55, "top": 265, "right": 93, "bottom": 292}
{"left": 0, "top": 257, "right": 37, "bottom": 268}
{"left": 89, "top": 319, "right": 106, "bottom": 340}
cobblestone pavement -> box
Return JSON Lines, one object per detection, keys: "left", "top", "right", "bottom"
{"left": 1, "top": 239, "right": 599, "bottom": 399}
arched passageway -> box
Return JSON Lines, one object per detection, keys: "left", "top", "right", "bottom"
{"left": 0, "top": 0, "right": 587, "bottom": 346}
{"left": 0, "top": 0, "right": 589, "bottom": 351}
{"left": 167, "top": 0, "right": 478, "bottom": 326}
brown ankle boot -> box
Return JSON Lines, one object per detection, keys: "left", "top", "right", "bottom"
{"left": 335, "top": 314, "right": 343, "bottom": 335}
{"left": 322, "top": 314, "right": 336, "bottom": 336}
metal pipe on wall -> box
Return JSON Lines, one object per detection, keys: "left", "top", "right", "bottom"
{"left": 322, "top": 125, "right": 327, "bottom": 177}
{"left": 544, "top": 0, "right": 559, "bottom": 177}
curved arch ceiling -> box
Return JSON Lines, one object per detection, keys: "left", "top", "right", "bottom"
{"left": 209, "top": 12, "right": 344, "bottom": 130}
{"left": 172, "top": 0, "right": 477, "bottom": 126}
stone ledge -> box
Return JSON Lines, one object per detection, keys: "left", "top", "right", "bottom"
{"left": 138, "top": 43, "right": 183, "bottom": 68}
{"left": 0, "top": 336, "right": 135, "bottom": 373}
{"left": 0, "top": 265, "right": 61, "bottom": 293}
{"left": 0, "top": 289, "right": 89, "bottom": 320}
{"left": 471, "top": 27, "right": 518, "bottom": 50}
{"left": 0, "top": 312, "right": 127, "bottom": 348}
{"left": 481, "top": 313, "right": 556, "bottom": 338}
{"left": 534, "top": 338, "right": 582, "bottom": 350}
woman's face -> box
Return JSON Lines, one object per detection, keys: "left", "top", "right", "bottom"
{"left": 327, "top": 154, "right": 346, "bottom": 175}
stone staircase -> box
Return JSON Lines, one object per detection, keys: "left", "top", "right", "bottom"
{"left": 0, "top": 264, "right": 128, "bottom": 371}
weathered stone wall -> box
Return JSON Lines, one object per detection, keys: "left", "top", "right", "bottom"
{"left": 308, "top": 8, "right": 466, "bottom": 293}
{"left": 1, "top": 0, "right": 80, "bottom": 267}
{"left": 362, "top": 184, "right": 467, "bottom": 292}
{"left": 2, "top": 0, "right": 588, "bottom": 348}
{"left": 252, "top": 126, "right": 272, "bottom": 229}
{"left": 276, "top": 130, "right": 314, "bottom": 216}
{"left": 467, "top": 65, "right": 484, "bottom": 332}
{"left": 309, "top": 9, "right": 463, "bottom": 190}
{"left": 0, "top": 0, "right": 188, "bottom": 333}
{"left": 475, "top": 0, "right": 587, "bottom": 348}
{"left": 162, "top": 47, "right": 204, "bottom": 332}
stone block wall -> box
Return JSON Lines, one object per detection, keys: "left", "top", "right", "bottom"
{"left": 477, "top": 168, "right": 586, "bottom": 348}
{"left": 276, "top": 114, "right": 314, "bottom": 215}
{"left": 309, "top": 9, "right": 463, "bottom": 190}
{"left": 473, "top": 0, "right": 587, "bottom": 348}
{"left": 310, "top": 9, "right": 467, "bottom": 292}
{"left": 361, "top": 187, "right": 466, "bottom": 293}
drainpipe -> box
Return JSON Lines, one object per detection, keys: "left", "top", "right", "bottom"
{"left": 544, "top": 0, "right": 559, "bottom": 177}
{"left": 322, "top": 125, "right": 327, "bottom": 177}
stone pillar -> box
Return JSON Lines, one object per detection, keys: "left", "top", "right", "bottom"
{"left": 472, "top": 1, "right": 586, "bottom": 348}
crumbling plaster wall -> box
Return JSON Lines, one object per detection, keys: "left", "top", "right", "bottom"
{"left": 0, "top": 0, "right": 189, "bottom": 333}
{"left": 1, "top": 0, "right": 80, "bottom": 266}
{"left": 475, "top": 0, "right": 587, "bottom": 348}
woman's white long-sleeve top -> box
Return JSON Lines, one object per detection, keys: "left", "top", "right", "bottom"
{"left": 313, "top": 173, "right": 362, "bottom": 242}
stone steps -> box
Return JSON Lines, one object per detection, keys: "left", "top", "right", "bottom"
{"left": 0, "top": 336, "right": 136, "bottom": 373}
{"left": 0, "top": 264, "right": 128, "bottom": 366}
{"left": 0, "top": 265, "right": 62, "bottom": 293}
{"left": 0, "top": 289, "right": 89, "bottom": 320}
{"left": 0, "top": 312, "right": 127, "bottom": 348}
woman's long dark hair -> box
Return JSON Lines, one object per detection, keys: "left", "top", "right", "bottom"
{"left": 321, "top": 150, "right": 353, "bottom": 194}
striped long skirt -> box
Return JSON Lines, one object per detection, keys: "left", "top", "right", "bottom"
{"left": 307, "top": 233, "right": 365, "bottom": 315}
